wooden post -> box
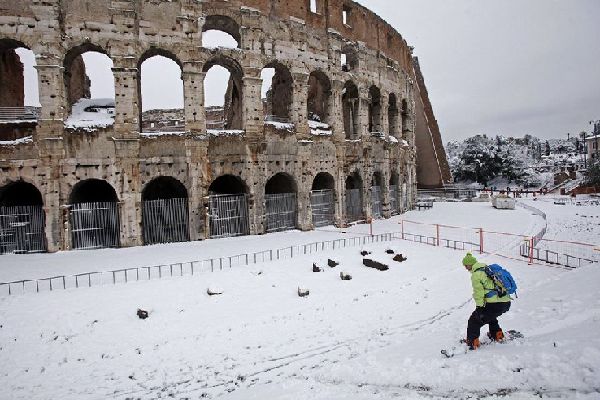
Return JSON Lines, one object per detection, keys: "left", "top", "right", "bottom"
{"left": 479, "top": 228, "right": 484, "bottom": 254}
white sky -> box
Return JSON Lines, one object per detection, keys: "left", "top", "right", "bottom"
{"left": 16, "top": 0, "right": 600, "bottom": 140}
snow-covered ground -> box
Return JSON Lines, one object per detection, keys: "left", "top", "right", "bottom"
{"left": 0, "top": 202, "right": 598, "bottom": 399}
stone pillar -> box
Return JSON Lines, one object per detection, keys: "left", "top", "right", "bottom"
{"left": 296, "top": 170, "right": 312, "bottom": 231}
{"left": 291, "top": 72, "right": 310, "bottom": 140}
{"left": 35, "top": 57, "right": 66, "bottom": 140}
{"left": 182, "top": 64, "right": 205, "bottom": 134}
{"left": 380, "top": 91, "right": 389, "bottom": 140}
{"left": 242, "top": 72, "right": 264, "bottom": 140}
{"left": 358, "top": 88, "right": 370, "bottom": 140}
{"left": 381, "top": 167, "right": 391, "bottom": 219}
{"left": 112, "top": 59, "right": 140, "bottom": 139}
{"left": 186, "top": 139, "right": 208, "bottom": 241}
{"left": 330, "top": 80, "right": 345, "bottom": 142}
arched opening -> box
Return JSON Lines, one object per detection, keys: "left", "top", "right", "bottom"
{"left": 389, "top": 173, "right": 400, "bottom": 214}
{"left": 342, "top": 80, "right": 359, "bottom": 139}
{"left": 311, "top": 172, "right": 335, "bottom": 227}
{"left": 204, "top": 57, "right": 243, "bottom": 132}
{"left": 68, "top": 179, "right": 120, "bottom": 250}
{"left": 368, "top": 85, "right": 382, "bottom": 134}
{"left": 201, "top": 15, "right": 241, "bottom": 48}
{"left": 139, "top": 50, "right": 184, "bottom": 134}
{"left": 0, "top": 180, "right": 45, "bottom": 254}
{"left": 208, "top": 175, "right": 249, "bottom": 238}
{"left": 0, "top": 40, "right": 40, "bottom": 141}
{"left": 371, "top": 172, "right": 383, "bottom": 218}
{"left": 261, "top": 62, "right": 293, "bottom": 124}
{"left": 340, "top": 44, "right": 359, "bottom": 72}
{"left": 265, "top": 173, "right": 297, "bottom": 232}
{"left": 307, "top": 70, "right": 332, "bottom": 133}
{"left": 141, "top": 177, "right": 189, "bottom": 245}
{"left": 345, "top": 172, "right": 363, "bottom": 222}
{"left": 388, "top": 93, "right": 399, "bottom": 137}
{"left": 64, "top": 44, "right": 115, "bottom": 129}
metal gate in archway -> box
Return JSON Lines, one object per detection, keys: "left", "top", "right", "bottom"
{"left": 265, "top": 193, "right": 297, "bottom": 233}
{"left": 0, "top": 206, "right": 46, "bottom": 254}
{"left": 142, "top": 198, "right": 189, "bottom": 245}
{"left": 346, "top": 188, "right": 362, "bottom": 222}
{"left": 371, "top": 186, "right": 382, "bottom": 218}
{"left": 69, "top": 201, "right": 120, "bottom": 250}
{"left": 310, "top": 189, "right": 334, "bottom": 227}
{"left": 209, "top": 194, "right": 250, "bottom": 238}
{"left": 389, "top": 185, "right": 399, "bottom": 214}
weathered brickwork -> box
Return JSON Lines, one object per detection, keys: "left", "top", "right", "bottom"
{"left": 0, "top": 0, "right": 446, "bottom": 252}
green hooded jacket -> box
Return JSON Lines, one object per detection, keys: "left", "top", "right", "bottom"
{"left": 470, "top": 262, "right": 511, "bottom": 307}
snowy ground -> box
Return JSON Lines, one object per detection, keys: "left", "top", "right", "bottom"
{"left": 0, "top": 202, "right": 598, "bottom": 399}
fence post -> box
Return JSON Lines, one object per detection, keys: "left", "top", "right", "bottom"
{"left": 479, "top": 228, "right": 484, "bottom": 254}
{"left": 401, "top": 220, "right": 405, "bottom": 240}
{"left": 529, "top": 237, "right": 534, "bottom": 265}
{"left": 436, "top": 224, "right": 440, "bottom": 246}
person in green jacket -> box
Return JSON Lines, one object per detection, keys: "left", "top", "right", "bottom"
{"left": 462, "top": 252, "right": 511, "bottom": 350}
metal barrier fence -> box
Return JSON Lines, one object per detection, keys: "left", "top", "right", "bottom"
{"left": 0, "top": 205, "right": 46, "bottom": 254}
{"left": 417, "top": 187, "right": 477, "bottom": 200}
{"left": 142, "top": 198, "right": 190, "bottom": 245}
{"left": 310, "top": 189, "right": 335, "bottom": 227}
{"left": 265, "top": 193, "right": 297, "bottom": 232}
{"left": 371, "top": 186, "right": 382, "bottom": 218}
{"left": 346, "top": 189, "right": 363, "bottom": 222}
{"left": 209, "top": 194, "right": 250, "bottom": 239}
{"left": 0, "top": 106, "right": 40, "bottom": 121}
{"left": 0, "top": 232, "right": 398, "bottom": 296}
{"left": 69, "top": 202, "right": 120, "bottom": 250}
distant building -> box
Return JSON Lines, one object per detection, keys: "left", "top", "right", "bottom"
{"left": 585, "top": 135, "right": 600, "bottom": 161}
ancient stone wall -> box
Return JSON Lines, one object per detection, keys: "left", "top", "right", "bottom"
{"left": 0, "top": 0, "right": 433, "bottom": 253}
{"left": 0, "top": 49, "right": 24, "bottom": 107}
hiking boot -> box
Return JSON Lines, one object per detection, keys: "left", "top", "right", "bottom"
{"left": 466, "top": 338, "right": 480, "bottom": 350}
{"left": 487, "top": 330, "right": 505, "bottom": 342}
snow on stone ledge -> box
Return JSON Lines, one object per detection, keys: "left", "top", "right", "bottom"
{"left": 386, "top": 135, "right": 399, "bottom": 144}
{"left": 309, "top": 120, "right": 332, "bottom": 136}
{"left": 64, "top": 98, "right": 115, "bottom": 131}
{"left": 208, "top": 129, "right": 245, "bottom": 137}
{"left": 265, "top": 120, "right": 295, "bottom": 131}
{"left": 141, "top": 131, "right": 187, "bottom": 138}
{"left": 0, "top": 135, "right": 33, "bottom": 146}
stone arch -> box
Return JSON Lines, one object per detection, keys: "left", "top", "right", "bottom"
{"left": 207, "top": 174, "right": 250, "bottom": 238}
{"left": 141, "top": 176, "right": 189, "bottom": 245}
{"left": 261, "top": 61, "right": 293, "bottom": 122}
{"left": 69, "top": 179, "right": 118, "bottom": 204}
{"left": 0, "top": 180, "right": 43, "bottom": 206}
{"left": 389, "top": 171, "right": 401, "bottom": 214}
{"left": 138, "top": 48, "right": 184, "bottom": 133}
{"left": 0, "top": 179, "right": 46, "bottom": 254}
{"left": 307, "top": 70, "right": 331, "bottom": 124}
{"left": 345, "top": 170, "right": 363, "bottom": 222}
{"left": 201, "top": 14, "right": 241, "bottom": 48}
{"left": 388, "top": 93, "right": 399, "bottom": 137}
{"left": 142, "top": 176, "right": 188, "bottom": 201}
{"left": 68, "top": 179, "right": 120, "bottom": 249}
{"left": 63, "top": 43, "right": 113, "bottom": 112}
{"left": 208, "top": 174, "right": 248, "bottom": 195}
{"left": 312, "top": 172, "right": 335, "bottom": 191}
{"left": 0, "top": 39, "right": 38, "bottom": 112}
{"left": 368, "top": 85, "right": 382, "bottom": 133}
{"left": 310, "top": 171, "right": 336, "bottom": 227}
{"left": 203, "top": 55, "right": 244, "bottom": 130}
{"left": 342, "top": 80, "right": 360, "bottom": 139}
{"left": 265, "top": 172, "right": 298, "bottom": 232}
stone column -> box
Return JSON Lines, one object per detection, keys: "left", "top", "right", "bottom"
{"left": 34, "top": 56, "right": 66, "bottom": 140}
{"left": 186, "top": 139, "right": 208, "bottom": 241}
{"left": 330, "top": 80, "right": 345, "bottom": 143}
{"left": 291, "top": 72, "right": 310, "bottom": 140}
{"left": 242, "top": 71, "right": 264, "bottom": 140}
{"left": 182, "top": 64, "right": 205, "bottom": 134}
{"left": 380, "top": 91, "right": 389, "bottom": 141}
{"left": 358, "top": 87, "right": 370, "bottom": 140}
{"left": 112, "top": 58, "right": 140, "bottom": 139}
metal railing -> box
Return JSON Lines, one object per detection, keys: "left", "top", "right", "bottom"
{"left": 371, "top": 186, "right": 382, "bottom": 218}
{"left": 346, "top": 189, "right": 363, "bottom": 222}
{"left": 0, "top": 205, "right": 46, "bottom": 254}
{"left": 310, "top": 189, "right": 335, "bottom": 227}
{"left": 142, "top": 198, "right": 190, "bottom": 245}
{"left": 265, "top": 193, "right": 297, "bottom": 233}
{"left": 209, "top": 194, "right": 250, "bottom": 239}
{"left": 417, "top": 187, "right": 477, "bottom": 200}
{"left": 69, "top": 202, "right": 120, "bottom": 250}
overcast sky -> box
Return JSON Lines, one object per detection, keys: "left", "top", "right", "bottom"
{"left": 19, "top": 0, "right": 600, "bottom": 142}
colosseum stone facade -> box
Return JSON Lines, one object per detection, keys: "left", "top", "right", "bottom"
{"left": 0, "top": 0, "right": 447, "bottom": 254}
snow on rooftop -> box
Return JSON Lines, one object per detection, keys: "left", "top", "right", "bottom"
{"left": 64, "top": 98, "right": 115, "bottom": 131}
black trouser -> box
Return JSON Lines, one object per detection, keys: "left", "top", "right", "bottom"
{"left": 467, "top": 302, "right": 511, "bottom": 341}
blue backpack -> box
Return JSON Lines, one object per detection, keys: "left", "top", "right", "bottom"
{"left": 484, "top": 264, "right": 517, "bottom": 298}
